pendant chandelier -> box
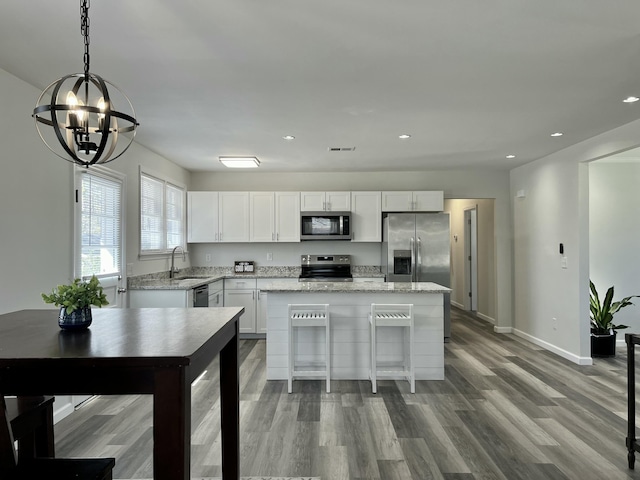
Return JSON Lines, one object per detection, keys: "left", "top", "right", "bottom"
{"left": 33, "top": 0, "right": 138, "bottom": 167}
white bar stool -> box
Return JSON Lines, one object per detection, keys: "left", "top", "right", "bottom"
{"left": 288, "top": 304, "right": 330, "bottom": 393}
{"left": 369, "top": 303, "right": 415, "bottom": 394}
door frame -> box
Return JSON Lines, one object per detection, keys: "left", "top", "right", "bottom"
{"left": 464, "top": 206, "right": 478, "bottom": 311}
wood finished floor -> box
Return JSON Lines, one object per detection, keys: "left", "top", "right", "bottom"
{"left": 53, "top": 307, "right": 640, "bottom": 480}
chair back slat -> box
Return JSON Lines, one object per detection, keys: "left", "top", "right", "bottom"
{"left": 0, "top": 396, "right": 19, "bottom": 473}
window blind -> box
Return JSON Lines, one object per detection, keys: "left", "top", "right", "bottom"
{"left": 80, "top": 172, "right": 122, "bottom": 277}
{"left": 140, "top": 172, "right": 185, "bottom": 253}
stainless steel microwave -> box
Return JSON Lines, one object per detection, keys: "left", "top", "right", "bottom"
{"left": 300, "top": 211, "right": 352, "bottom": 240}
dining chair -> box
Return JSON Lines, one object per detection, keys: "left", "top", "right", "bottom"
{"left": 5, "top": 395, "right": 55, "bottom": 462}
{"left": 0, "top": 395, "right": 115, "bottom": 479}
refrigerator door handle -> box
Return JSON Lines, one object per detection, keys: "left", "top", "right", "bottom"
{"left": 417, "top": 236, "right": 422, "bottom": 279}
{"left": 410, "top": 237, "right": 415, "bottom": 280}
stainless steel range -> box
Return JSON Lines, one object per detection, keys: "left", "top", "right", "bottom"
{"left": 299, "top": 254, "right": 353, "bottom": 282}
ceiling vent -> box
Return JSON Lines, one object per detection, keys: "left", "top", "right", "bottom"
{"left": 328, "top": 147, "right": 356, "bottom": 152}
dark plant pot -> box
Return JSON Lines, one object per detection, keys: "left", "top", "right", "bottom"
{"left": 58, "top": 307, "right": 92, "bottom": 331}
{"left": 591, "top": 330, "right": 616, "bottom": 357}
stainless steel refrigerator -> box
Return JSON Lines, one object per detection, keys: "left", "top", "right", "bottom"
{"left": 382, "top": 213, "right": 451, "bottom": 341}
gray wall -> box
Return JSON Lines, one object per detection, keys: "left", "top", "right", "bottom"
{"left": 511, "top": 117, "right": 640, "bottom": 363}
{"left": 589, "top": 160, "right": 640, "bottom": 332}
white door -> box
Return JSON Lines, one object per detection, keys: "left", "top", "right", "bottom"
{"left": 219, "top": 192, "right": 250, "bottom": 242}
{"left": 275, "top": 192, "right": 300, "bottom": 242}
{"left": 300, "top": 192, "right": 326, "bottom": 211}
{"left": 250, "top": 192, "right": 275, "bottom": 242}
{"left": 73, "top": 167, "right": 126, "bottom": 405}
{"left": 325, "top": 191, "right": 351, "bottom": 211}
{"left": 224, "top": 290, "right": 256, "bottom": 333}
{"left": 187, "top": 191, "right": 219, "bottom": 242}
{"left": 351, "top": 191, "right": 382, "bottom": 242}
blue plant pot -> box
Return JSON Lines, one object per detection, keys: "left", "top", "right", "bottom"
{"left": 58, "top": 307, "right": 92, "bottom": 330}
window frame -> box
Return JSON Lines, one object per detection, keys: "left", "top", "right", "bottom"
{"left": 73, "top": 165, "right": 126, "bottom": 280}
{"left": 139, "top": 167, "right": 186, "bottom": 256}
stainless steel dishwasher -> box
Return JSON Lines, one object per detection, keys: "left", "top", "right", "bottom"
{"left": 193, "top": 284, "right": 209, "bottom": 307}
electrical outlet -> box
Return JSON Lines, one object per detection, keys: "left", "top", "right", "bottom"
{"left": 561, "top": 256, "right": 568, "bottom": 269}
{"left": 267, "top": 252, "right": 273, "bottom": 261}
{"left": 552, "top": 317, "right": 557, "bottom": 330}
{"left": 205, "top": 254, "right": 211, "bottom": 263}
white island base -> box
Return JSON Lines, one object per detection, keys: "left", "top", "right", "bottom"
{"left": 264, "top": 282, "right": 447, "bottom": 381}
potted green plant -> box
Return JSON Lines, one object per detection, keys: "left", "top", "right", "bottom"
{"left": 590, "top": 280, "right": 638, "bottom": 357}
{"left": 42, "top": 275, "right": 109, "bottom": 330}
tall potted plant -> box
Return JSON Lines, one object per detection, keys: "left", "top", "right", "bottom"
{"left": 590, "top": 280, "right": 638, "bottom": 357}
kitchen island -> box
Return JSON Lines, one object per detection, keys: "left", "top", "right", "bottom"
{"left": 260, "top": 281, "right": 450, "bottom": 381}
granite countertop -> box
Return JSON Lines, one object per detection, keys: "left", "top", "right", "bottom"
{"left": 259, "top": 281, "right": 451, "bottom": 294}
{"left": 128, "top": 266, "right": 384, "bottom": 291}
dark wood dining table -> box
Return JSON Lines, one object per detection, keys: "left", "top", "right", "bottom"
{"left": 0, "top": 307, "right": 242, "bottom": 480}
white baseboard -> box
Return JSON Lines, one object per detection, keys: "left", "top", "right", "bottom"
{"left": 53, "top": 400, "right": 74, "bottom": 424}
{"left": 477, "top": 312, "right": 495, "bottom": 324}
{"left": 494, "top": 326, "right": 513, "bottom": 334}
{"left": 451, "top": 300, "right": 464, "bottom": 309}
{"left": 512, "top": 328, "right": 593, "bottom": 365}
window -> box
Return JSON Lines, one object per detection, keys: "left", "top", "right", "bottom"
{"left": 76, "top": 170, "right": 123, "bottom": 278}
{"left": 140, "top": 171, "right": 185, "bottom": 254}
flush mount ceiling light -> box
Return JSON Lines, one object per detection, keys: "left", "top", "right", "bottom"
{"left": 32, "top": 0, "right": 138, "bottom": 167}
{"left": 623, "top": 96, "right": 640, "bottom": 103}
{"left": 506, "top": 154, "right": 516, "bottom": 159}
{"left": 219, "top": 156, "right": 260, "bottom": 168}
{"left": 283, "top": 135, "right": 295, "bottom": 140}
{"left": 399, "top": 134, "right": 412, "bottom": 139}
{"left": 550, "top": 132, "right": 564, "bottom": 137}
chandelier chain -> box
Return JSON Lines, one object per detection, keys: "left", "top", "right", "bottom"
{"left": 81, "top": 0, "right": 90, "bottom": 78}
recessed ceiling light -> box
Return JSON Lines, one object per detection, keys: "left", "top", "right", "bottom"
{"left": 283, "top": 135, "right": 295, "bottom": 140}
{"left": 623, "top": 96, "right": 640, "bottom": 103}
{"left": 550, "top": 132, "right": 563, "bottom": 137}
{"left": 506, "top": 154, "right": 516, "bottom": 159}
{"left": 399, "top": 134, "right": 411, "bottom": 139}
{"left": 219, "top": 156, "right": 260, "bottom": 168}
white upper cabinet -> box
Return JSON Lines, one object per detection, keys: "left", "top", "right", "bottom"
{"left": 187, "top": 191, "right": 219, "bottom": 243}
{"left": 188, "top": 191, "right": 249, "bottom": 242}
{"left": 218, "top": 192, "right": 250, "bottom": 242}
{"left": 250, "top": 192, "right": 300, "bottom": 242}
{"left": 275, "top": 192, "right": 300, "bottom": 242}
{"left": 413, "top": 191, "right": 444, "bottom": 211}
{"left": 249, "top": 192, "right": 276, "bottom": 242}
{"left": 381, "top": 191, "right": 444, "bottom": 212}
{"left": 300, "top": 191, "right": 350, "bottom": 211}
{"left": 351, "top": 191, "right": 382, "bottom": 242}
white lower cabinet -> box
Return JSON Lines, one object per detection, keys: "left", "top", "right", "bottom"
{"left": 208, "top": 280, "right": 224, "bottom": 307}
{"left": 224, "top": 278, "right": 258, "bottom": 334}
{"left": 256, "top": 278, "right": 299, "bottom": 335}
{"left": 129, "top": 289, "right": 193, "bottom": 308}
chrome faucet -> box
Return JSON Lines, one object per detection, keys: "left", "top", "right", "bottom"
{"left": 170, "top": 245, "right": 186, "bottom": 278}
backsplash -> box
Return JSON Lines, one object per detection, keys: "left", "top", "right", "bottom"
{"left": 127, "top": 265, "right": 382, "bottom": 288}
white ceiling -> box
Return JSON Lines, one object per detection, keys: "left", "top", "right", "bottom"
{"left": 2, "top": 0, "right": 640, "bottom": 173}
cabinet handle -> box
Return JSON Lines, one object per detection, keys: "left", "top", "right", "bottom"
{"left": 276, "top": 233, "right": 279, "bottom": 241}
{"left": 257, "top": 289, "right": 261, "bottom": 299}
